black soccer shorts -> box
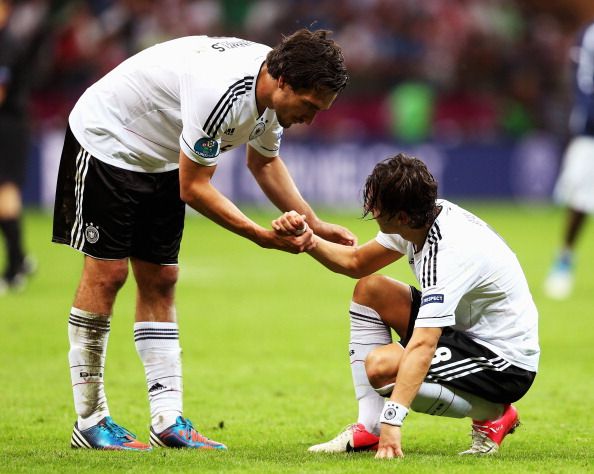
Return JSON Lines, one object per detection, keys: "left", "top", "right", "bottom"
{"left": 401, "top": 287, "right": 536, "bottom": 404}
{"left": 52, "top": 126, "right": 186, "bottom": 264}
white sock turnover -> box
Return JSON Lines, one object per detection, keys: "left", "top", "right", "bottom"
{"left": 349, "top": 301, "right": 392, "bottom": 435}
{"left": 134, "top": 321, "right": 183, "bottom": 433}
{"left": 68, "top": 307, "right": 111, "bottom": 430}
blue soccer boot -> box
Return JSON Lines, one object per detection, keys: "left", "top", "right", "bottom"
{"left": 149, "top": 416, "right": 226, "bottom": 450}
{"left": 71, "top": 416, "right": 151, "bottom": 451}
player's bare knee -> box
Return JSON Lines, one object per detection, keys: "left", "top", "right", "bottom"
{"left": 156, "top": 265, "right": 179, "bottom": 292}
{"left": 352, "top": 274, "right": 390, "bottom": 307}
{"left": 365, "top": 348, "right": 393, "bottom": 389}
{"left": 82, "top": 261, "right": 128, "bottom": 296}
{"left": 104, "top": 262, "right": 129, "bottom": 290}
{"left": 137, "top": 265, "right": 179, "bottom": 296}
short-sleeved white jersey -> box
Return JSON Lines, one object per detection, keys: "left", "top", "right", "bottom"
{"left": 69, "top": 36, "right": 283, "bottom": 173}
{"left": 376, "top": 200, "right": 540, "bottom": 372}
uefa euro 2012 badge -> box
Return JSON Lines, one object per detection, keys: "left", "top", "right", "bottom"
{"left": 193, "top": 137, "right": 220, "bottom": 158}
{"left": 84, "top": 223, "right": 100, "bottom": 244}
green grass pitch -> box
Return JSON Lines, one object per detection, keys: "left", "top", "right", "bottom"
{"left": 0, "top": 203, "right": 593, "bottom": 473}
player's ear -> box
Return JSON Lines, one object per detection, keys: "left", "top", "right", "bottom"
{"left": 278, "top": 75, "right": 287, "bottom": 90}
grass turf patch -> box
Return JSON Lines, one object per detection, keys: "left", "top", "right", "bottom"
{"left": 0, "top": 203, "right": 593, "bottom": 472}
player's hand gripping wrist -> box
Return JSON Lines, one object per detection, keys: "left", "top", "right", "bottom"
{"left": 380, "top": 401, "right": 409, "bottom": 427}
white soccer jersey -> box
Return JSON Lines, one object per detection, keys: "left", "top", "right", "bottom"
{"left": 69, "top": 36, "right": 283, "bottom": 173}
{"left": 376, "top": 200, "right": 540, "bottom": 372}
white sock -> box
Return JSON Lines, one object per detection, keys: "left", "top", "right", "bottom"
{"left": 411, "top": 382, "right": 471, "bottom": 418}
{"left": 134, "top": 322, "right": 183, "bottom": 433}
{"left": 463, "top": 391, "right": 505, "bottom": 421}
{"left": 68, "top": 307, "right": 111, "bottom": 430}
{"left": 349, "top": 301, "right": 392, "bottom": 435}
{"left": 411, "top": 383, "right": 504, "bottom": 420}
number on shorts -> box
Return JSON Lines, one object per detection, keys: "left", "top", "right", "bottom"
{"left": 432, "top": 347, "right": 452, "bottom": 365}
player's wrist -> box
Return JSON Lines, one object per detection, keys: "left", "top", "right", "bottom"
{"left": 305, "top": 214, "right": 321, "bottom": 232}
{"left": 380, "top": 401, "right": 409, "bottom": 427}
{"left": 254, "top": 227, "right": 276, "bottom": 248}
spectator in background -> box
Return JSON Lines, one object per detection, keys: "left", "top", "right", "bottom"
{"left": 28, "top": 0, "right": 571, "bottom": 143}
{"left": 0, "top": 0, "right": 47, "bottom": 292}
{"left": 545, "top": 19, "right": 594, "bottom": 299}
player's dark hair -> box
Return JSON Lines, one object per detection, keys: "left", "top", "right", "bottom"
{"left": 266, "top": 29, "right": 348, "bottom": 93}
{"left": 363, "top": 153, "right": 438, "bottom": 229}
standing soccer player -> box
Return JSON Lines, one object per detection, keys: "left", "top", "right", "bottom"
{"left": 545, "top": 20, "right": 594, "bottom": 299}
{"left": 53, "top": 29, "right": 356, "bottom": 451}
{"left": 273, "top": 153, "right": 539, "bottom": 457}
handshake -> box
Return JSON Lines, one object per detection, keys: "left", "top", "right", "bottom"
{"left": 270, "top": 211, "right": 317, "bottom": 254}
{"left": 272, "top": 210, "right": 309, "bottom": 236}
{"left": 269, "top": 210, "right": 357, "bottom": 255}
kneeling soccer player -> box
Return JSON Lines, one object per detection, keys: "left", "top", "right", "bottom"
{"left": 272, "top": 153, "right": 540, "bottom": 457}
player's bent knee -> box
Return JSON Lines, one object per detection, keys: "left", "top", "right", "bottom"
{"left": 365, "top": 348, "right": 395, "bottom": 389}
{"left": 352, "top": 274, "right": 393, "bottom": 306}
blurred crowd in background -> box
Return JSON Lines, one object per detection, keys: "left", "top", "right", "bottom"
{"left": 6, "top": 0, "right": 594, "bottom": 144}
{"left": 2, "top": 0, "right": 593, "bottom": 291}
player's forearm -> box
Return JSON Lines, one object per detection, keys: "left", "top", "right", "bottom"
{"left": 306, "top": 236, "right": 401, "bottom": 278}
{"left": 390, "top": 335, "right": 438, "bottom": 407}
{"left": 307, "top": 237, "right": 370, "bottom": 278}
{"left": 182, "top": 181, "right": 267, "bottom": 243}
{"left": 248, "top": 156, "right": 321, "bottom": 227}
